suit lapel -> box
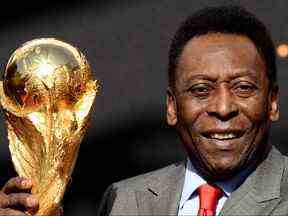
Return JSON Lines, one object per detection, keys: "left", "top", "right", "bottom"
{"left": 220, "top": 147, "right": 284, "bottom": 216}
{"left": 135, "top": 162, "right": 186, "bottom": 215}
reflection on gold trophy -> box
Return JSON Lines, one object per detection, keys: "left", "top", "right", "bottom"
{"left": 0, "top": 38, "right": 98, "bottom": 215}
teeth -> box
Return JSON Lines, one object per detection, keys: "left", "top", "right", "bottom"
{"left": 210, "top": 133, "right": 237, "bottom": 140}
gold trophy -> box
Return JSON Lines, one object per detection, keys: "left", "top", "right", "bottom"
{"left": 0, "top": 38, "right": 98, "bottom": 215}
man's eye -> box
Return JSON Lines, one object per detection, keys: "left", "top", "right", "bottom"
{"left": 188, "top": 85, "right": 211, "bottom": 97}
{"left": 234, "top": 84, "right": 256, "bottom": 97}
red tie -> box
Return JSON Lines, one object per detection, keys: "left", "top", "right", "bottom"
{"left": 197, "top": 184, "right": 223, "bottom": 216}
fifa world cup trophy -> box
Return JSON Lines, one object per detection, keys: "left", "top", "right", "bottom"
{"left": 0, "top": 38, "right": 98, "bottom": 215}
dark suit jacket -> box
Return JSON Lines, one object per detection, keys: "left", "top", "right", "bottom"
{"left": 98, "top": 147, "right": 288, "bottom": 215}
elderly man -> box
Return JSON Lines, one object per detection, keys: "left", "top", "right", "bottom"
{"left": 1, "top": 5, "right": 288, "bottom": 216}
{"left": 97, "top": 5, "right": 288, "bottom": 216}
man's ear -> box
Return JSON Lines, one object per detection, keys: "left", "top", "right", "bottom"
{"left": 269, "top": 86, "right": 279, "bottom": 122}
{"left": 166, "top": 88, "right": 177, "bottom": 126}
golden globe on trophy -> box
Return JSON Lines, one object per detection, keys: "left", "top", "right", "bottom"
{"left": 0, "top": 38, "right": 98, "bottom": 215}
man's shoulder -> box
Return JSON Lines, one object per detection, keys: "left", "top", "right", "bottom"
{"left": 270, "top": 149, "right": 288, "bottom": 184}
{"left": 97, "top": 162, "right": 185, "bottom": 215}
{"left": 281, "top": 154, "right": 288, "bottom": 184}
{"left": 271, "top": 153, "right": 288, "bottom": 214}
{"left": 112, "top": 161, "right": 184, "bottom": 191}
{"left": 272, "top": 151, "right": 288, "bottom": 204}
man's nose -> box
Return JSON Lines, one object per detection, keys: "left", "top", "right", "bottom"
{"left": 207, "top": 85, "right": 239, "bottom": 121}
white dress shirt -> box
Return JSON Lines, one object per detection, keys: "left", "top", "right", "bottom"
{"left": 178, "top": 159, "right": 249, "bottom": 216}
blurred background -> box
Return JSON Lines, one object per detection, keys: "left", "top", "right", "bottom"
{"left": 0, "top": 0, "right": 288, "bottom": 215}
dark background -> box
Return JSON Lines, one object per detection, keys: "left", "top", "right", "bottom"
{"left": 0, "top": 0, "right": 288, "bottom": 215}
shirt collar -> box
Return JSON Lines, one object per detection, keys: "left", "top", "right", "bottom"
{"left": 179, "top": 158, "right": 250, "bottom": 209}
{"left": 179, "top": 159, "right": 206, "bottom": 209}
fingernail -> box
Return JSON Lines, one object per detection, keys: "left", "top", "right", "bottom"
{"left": 22, "top": 179, "right": 32, "bottom": 187}
{"left": 27, "top": 196, "right": 38, "bottom": 207}
{"left": 16, "top": 177, "right": 25, "bottom": 184}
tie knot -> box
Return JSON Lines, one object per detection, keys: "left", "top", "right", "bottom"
{"left": 197, "top": 183, "right": 223, "bottom": 214}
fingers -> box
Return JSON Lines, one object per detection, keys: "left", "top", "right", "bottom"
{"left": 0, "top": 192, "right": 9, "bottom": 207}
{"left": 7, "top": 193, "right": 38, "bottom": 210}
{"left": 0, "top": 192, "right": 30, "bottom": 215}
{"left": 0, "top": 208, "right": 26, "bottom": 216}
{"left": 0, "top": 192, "right": 39, "bottom": 212}
{"left": 2, "top": 177, "right": 33, "bottom": 194}
{"left": 0, "top": 177, "right": 39, "bottom": 215}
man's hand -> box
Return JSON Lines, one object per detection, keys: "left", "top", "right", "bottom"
{"left": 0, "top": 177, "right": 39, "bottom": 216}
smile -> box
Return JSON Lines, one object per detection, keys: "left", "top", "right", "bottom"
{"left": 202, "top": 132, "right": 244, "bottom": 140}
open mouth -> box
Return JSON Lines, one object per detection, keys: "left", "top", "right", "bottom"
{"left": 202, "top": 131, "right": 245, "bottom": 140}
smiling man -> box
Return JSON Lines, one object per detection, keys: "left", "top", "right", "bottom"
{"left": 97, "top": 5, "right": 288, "bottom": 216}
{"left": 170, "top": 32, "right": 276, "bottom": 182}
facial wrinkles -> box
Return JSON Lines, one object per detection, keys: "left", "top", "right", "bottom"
{"left": 178, "top": 47, "right": 267, "bottom": 124}
{"left": 172, "top": 33, "right": 274, "bottom": 180}
{"left": 201, "top": 47, "right": 258, "bottom": 81}
{"left": 176, "top": 37, "right": 262, "bottom": 89}
{"left": 237, "top": 103, "right": 271, "bottom": 171}
{"left": 203, "top": 49, "right": 233, "bottom": 78}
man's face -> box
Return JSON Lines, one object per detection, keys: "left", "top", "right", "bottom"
{"left": 167, "top": 33, "right": 279, "bottom": 180}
